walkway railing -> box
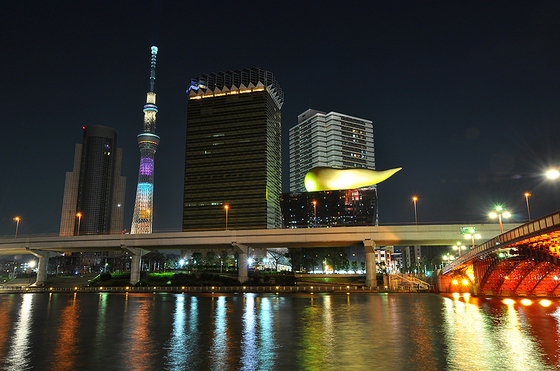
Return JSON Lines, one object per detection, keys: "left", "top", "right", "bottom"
{"left": 0, "top": 285, "right": 432, "bottom": 294}
{"left": 443, "top": 210, "right": 560, "bottom": 274}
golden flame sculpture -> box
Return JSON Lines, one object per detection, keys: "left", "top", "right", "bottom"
{"left": 304, "top": 167, "right": 402, "bottom": 192}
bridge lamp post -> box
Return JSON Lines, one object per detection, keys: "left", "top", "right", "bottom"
{"left": 453, "top": 242, "right": 466, "bottom": 258}
{"left": 13, "top": 216, "right": 20, "bottom": 238}
{"left": 224, "top": 205, "right": 229, "bottom": 230}
{"left": 464, "top": 233, "right": 481, "bottom": 250}
{"left": 489, "top": 206, "right": 511, "bottom": 234}
{"left": 524, "top": 193, "right": 531, "bottom": 221}
{"left": 76, "top": 212, "right": 82, "bottom": 236}
{"left": 412, "top": 196, "right": 418, "bottom": 225}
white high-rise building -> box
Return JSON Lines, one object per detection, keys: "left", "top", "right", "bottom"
{"left": 289, "top": 109, "right": 375, "bottom": 192}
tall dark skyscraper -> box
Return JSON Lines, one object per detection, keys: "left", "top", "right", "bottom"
{"left": 131, "top": 46, "right": 160, "bottom": 234}
{"left": 184, "top": 68, "right": 283, "bottom": 230}
{"left": 60, "top": 125, "right": 126, "bottom": 235}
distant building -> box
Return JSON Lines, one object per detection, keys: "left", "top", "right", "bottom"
{"left": 59, "top": 125, "right": 125, "bottom": 236}
{"left": 184, "top": 67, "right": 283, "bottom": 230}
{"left": 289, "top": 109, "right": 375, "bottom": 192}
{"left": 280, "top": 189, "right": 377, "bottom": 228}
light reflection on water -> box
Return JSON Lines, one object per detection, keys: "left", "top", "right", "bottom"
{"left": 0, "top": 293, "right": 559, "bottom": 370}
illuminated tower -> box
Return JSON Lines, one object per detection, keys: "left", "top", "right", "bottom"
{"left": 131, "top": 46, "right": 160, "bottom": 234}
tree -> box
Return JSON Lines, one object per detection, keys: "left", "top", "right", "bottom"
{"left": 206, "top": 251, "right": 217, "bottom": 267}
{"left": 342, "top": 259, "right": 350, "bottom": 272}
{"left": 351, "top": 260, "right": 359, "bottom": 274}
{"left": 286, "top": 248, "right": 304, "bottom": 272}
{"left": 360, "top": 261, "right": 366, "bottom": 273}
{"left": 220, "top": 250, "right": 230, "bottom": 269}
{"left": 192, "top": 252, "right": 203, "bottom": 267}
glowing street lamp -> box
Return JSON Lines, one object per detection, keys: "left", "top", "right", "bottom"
{"left": 13, "top": 216, "right": 20, "bottom": 238}
{"left": 453, "top": 242, "right": 466, "bottom": 257}
{"left": 546, "top": 168, "right": 560, "bottom": 180}
{"left": 489, "top": 205, "right": 511, "bottom": 234}
{"left": 76, "top": 212, "right": 82, "bottom": 236}
{"left": 412, "top": 196, "right": 418, "bottom": 225}
{"left": 464, "top": 231, "right": 481, "bottom": 250}
{"left": 224, "top": 204, "right": 229, "bottom": 230}
{"left": 524, "top": 193, "right": 531, "bottom": 221}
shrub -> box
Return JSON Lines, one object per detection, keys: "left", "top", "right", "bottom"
{"left": 99, "top": 273, "right": 112, "bottom": 282}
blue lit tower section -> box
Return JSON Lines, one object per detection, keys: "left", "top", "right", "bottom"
{"left": 131, "top": 46, "right": 160, "bottom": 234}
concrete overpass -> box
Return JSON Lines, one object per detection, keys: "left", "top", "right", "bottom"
{"left": 0, "top": 223, "right": 519, "bottom": 287}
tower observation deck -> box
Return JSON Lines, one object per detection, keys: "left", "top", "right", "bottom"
{"left": 131, "top": 46, "right": 160, "bottom": 234}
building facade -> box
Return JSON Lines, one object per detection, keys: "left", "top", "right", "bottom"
{"left": 280, "top": 189, "right": 377, "bottom": 228}
{"left": 183, "top": 68, "right": 283, "bottom": 230}
{"left": 59, "top": 125, "right": 125, "bottom": 236}
{"left": 289, "top": 109, "right": 375, "bottom": 192}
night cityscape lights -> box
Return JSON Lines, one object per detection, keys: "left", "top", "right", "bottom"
{"left": 131, "top": 46, "right": 160, "bottom": 234}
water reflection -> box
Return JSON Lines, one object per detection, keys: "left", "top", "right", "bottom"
{"left": 4, "top": 294, "right": 33, "bottom": 371}
{"left": 2, "top": 293, "right": 560, "bottom": 370}
{"left": 442, "top": 294, "right": 556, "bottom": 370}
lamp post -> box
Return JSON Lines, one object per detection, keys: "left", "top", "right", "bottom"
{"left": 524, "top": 193, "right": 531, "bottom": 221}
{"left": 312, "top": 200, "right": 317, "bottom": 227}
{"left": 453, "top": 242, "right": 466, "bottom": 258}
{"left": 546, "top": 168, "right": 560, "bottom": 180}
{"left": 224, "top": 204, "right": 229, "bottom": 230}
{"left": 412, "top": 196, "right": 418, "bottom": 225}
{"left": 13, "top": 217, "right": 20, "bottom": 238}
{"left": 489, "top": 205, "right": 511, "bottom": 234}
{"left": 464, "top": 232, "right": 481, "bottom": 250}
{"left": 76, "top": 212, "right": 82, "bottom": 236}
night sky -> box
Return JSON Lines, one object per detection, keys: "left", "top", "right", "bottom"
{"left": 2, "top": 1, "right": 560, "bottom": 236}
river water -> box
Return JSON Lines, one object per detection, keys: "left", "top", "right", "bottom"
{"left": 0, "top": 292, "right": 558, "bottom": 370}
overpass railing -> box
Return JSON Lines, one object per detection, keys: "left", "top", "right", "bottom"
{"left": 442, "top": 210, "right": 560, "bottom": 274}
{"left": 0, "top": 285, "right": 432, "bottom": 294}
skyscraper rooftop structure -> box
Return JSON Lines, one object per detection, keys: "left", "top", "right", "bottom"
{"left": 131, "top": 46, "right": 160, "bottom": 234}
{"left": 289, "top": 109, "right": 375, "bottom": 192}
{"left": 59, "top": 125, "right": 125, "bottom": 236}
{"left": 184, "top": 67, "right": 283, "bottom": 230}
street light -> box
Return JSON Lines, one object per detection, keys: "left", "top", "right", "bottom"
{"left": 412, "top": 196, "right": 418, "bottom": 225}
{"left": 13, "top": 216, "right": 20, "bottom": 238}
{"left": 524, "top": 193, "right": 531, "bottom": 221}
{"left": 546, "top": 168, "right": 560, "bottom": 179}
{"left": 76, "top": 212, "right": 82, "bottom": 236}
{"left": 452, "top": 242, "right": 466, "bottom": 257}
{"left": 464, "top": 232, "right": 481, "bottom": 250}
{"left": 312, "top": 200, "right": 317, "bottom": 227}
{"left": 489, "top": 205, "right": 511, "bottom": 234}
{"left": 224, "top": 204, "right": 229, "bottom": 230}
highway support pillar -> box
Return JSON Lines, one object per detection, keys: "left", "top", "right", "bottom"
{"left": 27, "top": 249, "right": 58, "bottom": 287}
{"left": 364, "top": 239, "right": 377, "bottom": 288}
{"left": 232, "top": 242, "right": 249, "bottom": 283}
{"left": 124, "top": 247, "right": 151, "bottom": 285}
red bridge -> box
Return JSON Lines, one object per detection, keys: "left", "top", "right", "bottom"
{"left": 439, "top": 210, "right": 560, "bottom": 297}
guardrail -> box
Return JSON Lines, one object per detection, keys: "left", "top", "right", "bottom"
{"left": 442, "top": 210, "right": 560, "bottom": 274}
{"left": 0, "top": 285, "right": 432, "bottom": 294}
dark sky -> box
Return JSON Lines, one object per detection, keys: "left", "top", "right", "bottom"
{"left": 2, "top": 1, "right": 560, "bottom": 236}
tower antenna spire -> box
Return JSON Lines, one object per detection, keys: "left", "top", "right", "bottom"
{"left": 131, "top": 46, "right": 161, "bottom": 235}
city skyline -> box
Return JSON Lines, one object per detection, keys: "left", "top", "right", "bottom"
{"left": 2, "top": 2, "right": 560, "bottom": 236}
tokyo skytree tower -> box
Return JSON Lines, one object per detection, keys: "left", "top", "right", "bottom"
{"left": 131, "top": 46, "right": 160, "bottom": 234}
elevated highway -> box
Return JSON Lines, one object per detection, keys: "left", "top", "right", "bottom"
{"left": 0, "top": 223, "right": 518, "bottom": 288}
